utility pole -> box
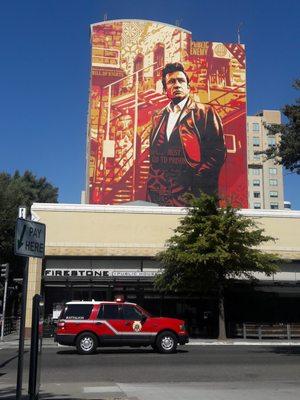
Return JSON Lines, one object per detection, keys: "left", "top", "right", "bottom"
{"left": 0, "top": 263, "right": 9, "bottom": 341}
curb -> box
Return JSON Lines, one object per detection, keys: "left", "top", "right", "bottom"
{"left": 187, "top": 340, "right": 300, "bottom": 346}
{"left": 2, "top": 338, "right": 300, "bottom": 347}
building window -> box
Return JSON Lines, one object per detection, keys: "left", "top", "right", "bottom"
{"left": 253, "top": 192, "right": 260, "bottom": 198}
{"left": 269, "top": 191, "right": 278, "bottom": 198}
{"left": 269, "top": 168, "right": 277, "bottom": 175}
{"left": 253, "top": 179, "right": 260, "bottom": 187}
{"left": 252, "top": 169, "right": 260, "bottom": 175}
{"left": 268, "top": 137, "right": 276, "bottom": 146}
{"left": 254, "top": 203, "right": 261, "bottom": 209}
{"left": 252, "top": 123, "right": 260, "bottom": 132}
{"left": 253, "top": 154, "right": 261, "bottom": 161}
{"left": 253, "top": 137, "right": 260, "bottom": 146}
{"left": 270, "top": 202, "right": 279, "bottom": 209}
{"left": 269, "top": 179, "right": 278, "bottom": 186}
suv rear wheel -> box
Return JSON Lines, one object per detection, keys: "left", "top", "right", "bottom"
{"left": 156, "top": 331, "right": 177, "bottom": 354}
{"left": 76, "top": 332, "right": 97, "bottom": 355}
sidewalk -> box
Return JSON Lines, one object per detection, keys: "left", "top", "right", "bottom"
{"left": 1, "top": 332, "right": 300, "bottom": 347}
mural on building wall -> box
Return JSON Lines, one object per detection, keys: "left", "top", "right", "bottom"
{"left": 87, "top": 20, "right": 247, "bottom": 207}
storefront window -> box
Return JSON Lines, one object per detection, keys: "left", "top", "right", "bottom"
{"left": 253, "top": 137, "right": 260, "bottom": 146}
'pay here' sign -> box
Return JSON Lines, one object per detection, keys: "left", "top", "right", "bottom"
{"left": 14, "top": 218, "right": 46, "bottom": 258}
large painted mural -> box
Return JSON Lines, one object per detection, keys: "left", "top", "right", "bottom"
{"left": 87, "top": 20, "right": 247, "bottom": 207}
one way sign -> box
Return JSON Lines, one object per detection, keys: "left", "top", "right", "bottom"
{"left": 14, "top": 218, "right": 46, "bottom": 258}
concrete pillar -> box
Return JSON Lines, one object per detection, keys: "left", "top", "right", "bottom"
{"left": 25, "top": 257, "right": 43, "bottom": 337}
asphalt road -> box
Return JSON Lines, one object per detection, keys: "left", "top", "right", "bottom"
{"left": 1, "top": 345, "right": 300, "bottom": 399}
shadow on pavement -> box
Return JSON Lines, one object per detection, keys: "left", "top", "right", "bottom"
{"left": 270, "top": 346, "right": 300, "bottom": 355}
{"left": 0, "top": 351, "right": 28, "bottom": 368}
{"left": 56, "top": 348, "right": 188, "bottom": 355}
{"left": 0, "top": 386, "right": 89, "bottom": 400}
{"left": 250, "top": 346, "right": 300, "bottom": 356}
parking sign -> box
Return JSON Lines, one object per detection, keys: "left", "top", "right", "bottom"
{"left": 14, "top": 219, "right": 46, "bottom": 258}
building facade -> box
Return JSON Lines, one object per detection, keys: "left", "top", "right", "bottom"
{"left": 24, "top": 203, "right": 300, "bottom": 338}
{"left": 247, "top": 110, "right": 284, "bottom": 210}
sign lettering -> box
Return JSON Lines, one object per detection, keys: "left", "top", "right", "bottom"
{"left": 44, "top": 269, "right": 157, "bottom": 278}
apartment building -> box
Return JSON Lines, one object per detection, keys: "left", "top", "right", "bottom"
{"left": 247, "top": 110, "right": 284, "bottom": 209}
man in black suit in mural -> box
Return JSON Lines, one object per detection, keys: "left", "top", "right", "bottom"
{"left": 146, "top": 62, "right": 226, "bottom": 206}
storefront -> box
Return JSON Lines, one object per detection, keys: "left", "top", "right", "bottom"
{"left": 43, "top": 257, "right": 157, "bottom": 317}
{"left": 24, "top": 203, "right": 300, "bottom": 338}
{"left": 41, "top": 256, "right": 220, "bottom": 337}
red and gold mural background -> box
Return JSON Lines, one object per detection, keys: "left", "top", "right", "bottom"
{"left": 87, "top": 20, "right": 247, "bottom": 207}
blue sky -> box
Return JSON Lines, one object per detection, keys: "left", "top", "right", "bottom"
{"left": 1, "top": 0, "right": 299, "bottom": 208}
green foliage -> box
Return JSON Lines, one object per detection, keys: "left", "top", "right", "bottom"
{"left": 0, "top": 170, "right": 58, "bottom": 275}
{"left": 264, "top": 79, "right": 300, "bottom": 174}
{"left": 155, "top": 194, "right": 280, "bottom": 294}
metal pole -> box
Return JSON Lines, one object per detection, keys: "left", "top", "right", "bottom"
{"left": 103, "top": 85, "right": 112, "bottom": 181}
{"left": 29, "top": 294, "right": 42, "bottom": 399}
{"left": 132, "top": 70, "right": 139, "bottom": 200}
{"left": 105, "top": 85, "right": 112, "bottom": 142}
{"left": 0, "top": 276, "right": 8, "bottom": 340}
{"left": 16, "top": 258, "right": 29, "bottom": 400}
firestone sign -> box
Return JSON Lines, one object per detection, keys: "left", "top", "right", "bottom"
{"left": 44, "top": 269, "right": 157, "bottom": 278}
{"left": 14, "top": 218, "right": 46, "bottom": 258}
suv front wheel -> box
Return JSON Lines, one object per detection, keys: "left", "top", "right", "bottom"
{"left": 156, "top": 331, "right": 177, "bottom": 354}
{"left": 76, "top": 332, "right": 97, "bottom": 355}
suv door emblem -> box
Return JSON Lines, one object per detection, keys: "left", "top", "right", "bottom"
{"left": 132, "top": 321, "right": 142, "bottom": 332}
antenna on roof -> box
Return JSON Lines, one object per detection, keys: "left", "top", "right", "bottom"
{"left": 237, "top": 22, "right": 243, "bottom": 44}
{"left": 104, "top": 13, "right": 108, "bottom": 21}
{"left": 175, "top": 19, "right": 182, "bottom": 27}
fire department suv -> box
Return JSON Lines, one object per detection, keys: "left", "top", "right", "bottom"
{"left": 54, "top": 300, "right": 189, "bottom": 354}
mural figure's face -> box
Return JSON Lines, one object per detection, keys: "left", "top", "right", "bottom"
{"left": 165, "top": 71, "right": 190, "bottom": 104}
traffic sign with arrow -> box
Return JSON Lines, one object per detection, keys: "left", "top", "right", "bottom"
{"left": 17, "top": 225, "right": 26, "bottom": 250}
{"left": 14, "top": 219, "right": 46, "bottom": 258}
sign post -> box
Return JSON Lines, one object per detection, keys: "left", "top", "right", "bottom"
{"left": 14, "top": 218, "right": 46, "bottom": 400}
{"left": 28, "top": 294, "right": 44, "bottom": 400}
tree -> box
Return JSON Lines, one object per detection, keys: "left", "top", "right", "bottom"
{"left": 155, "top": 194, "right": 280, "bottom": 340}
{"left": 264, "top": 79, "right": 300, "bottom": 173}
{"left": 0, "top": 170, "right": 58, "bottom": 277}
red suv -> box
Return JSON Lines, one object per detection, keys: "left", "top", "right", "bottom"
{"left": 54, "top": 300, "right": 189, "bottom": 354}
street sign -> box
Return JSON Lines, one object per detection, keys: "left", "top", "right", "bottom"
{"left": 14, "top": 219, "right": 46, "bottom": 258}
{"left": 18, "top": 207, "right": 27, "bottom": 219}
